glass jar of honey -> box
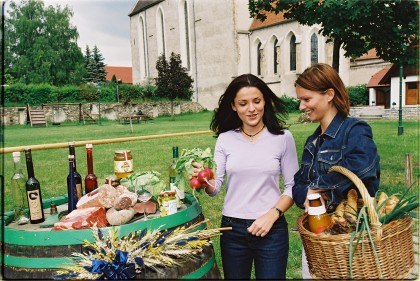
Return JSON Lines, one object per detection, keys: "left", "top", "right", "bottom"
{"left": 158, "top": 191, "right": 177, "bottom": 216}
{"left": 114, "top": 150, "right": 133, "bottom": 179}
{"left": 307, "top": 193, "right": 332, "bottom": 234}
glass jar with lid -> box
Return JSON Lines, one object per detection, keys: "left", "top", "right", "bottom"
{"left": 114, "top": 150, "right": 134, "bottom": 179}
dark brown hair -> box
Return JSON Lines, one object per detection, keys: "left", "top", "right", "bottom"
{"left": 210, "top": 74, "right": 288, "bottom": 136}
{"left": 295, "top": 63, "right": 350, "bottom": 116}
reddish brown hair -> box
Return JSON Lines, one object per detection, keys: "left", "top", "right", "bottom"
{"left": 295, "top": 63, "right": 350, "bottom": 116}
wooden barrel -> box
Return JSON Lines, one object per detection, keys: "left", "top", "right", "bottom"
{"left": 1, "top": 193, "right": 220, "bottom": 279}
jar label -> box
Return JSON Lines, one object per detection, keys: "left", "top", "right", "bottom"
{"left": 114, "top": 160, "right": 134, "bottom": 173}
{"left": 160, "top": 199, "right": 177, "bottom": 216}
{"left": 308, "top": 205, "right": 327, "bottom": 215}
{"left": 27, "top": 189, "right": 43, "bottom": 220}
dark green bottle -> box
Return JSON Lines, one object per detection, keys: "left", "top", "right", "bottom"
{"left": 24, "top": 149, "right": 45, "bottom": 224}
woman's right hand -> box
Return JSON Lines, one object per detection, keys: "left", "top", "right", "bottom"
{"left": 190, "top": 161, "right": 216, "bottom": 195}
{"left": 304, "top": 188, "right": 326, "bottom": 212}
{"left": 190, "top": 161, "right": 202, "bottom": 178}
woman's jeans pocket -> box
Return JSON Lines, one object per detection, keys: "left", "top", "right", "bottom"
{"left": 220, "top": 216, "right": 289, "bottom": 279}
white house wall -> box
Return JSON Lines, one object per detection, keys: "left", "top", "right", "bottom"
{"left": 390, "top": 75, "right": 418, "bottom": 107}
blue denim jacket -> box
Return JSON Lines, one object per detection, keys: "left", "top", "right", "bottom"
{"left": 292, "top": 113, "right": 380, "bottom": 211}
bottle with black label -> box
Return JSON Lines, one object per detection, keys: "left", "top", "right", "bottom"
{"left": 67, "top": 142, "right": 82, "bottom": 199}
{"left": 24, "top": 148, "right": 45, "bottom": 224}
{"left": 67, "top": 155, "right": 77, "bottom": 213}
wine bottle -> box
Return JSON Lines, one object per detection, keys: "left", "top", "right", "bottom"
{"left": 84, "top": 143, "right": 98, "bottom": 193}
{"left": 67, "top": 142, "right": 83, "bottom": 199}
{"left": 169, "top": 146, "right": 184, "bottom": 206}
{"left": 11, "top": 152, "right": 29, "bottom": 225}
{"left": 67, "top": 155, "right": 77, "bottom": 213}
{"left": 169, "top": 146, "right": 179, "bottom": 185}
{"left": 24, "top": 149, "right": 45, "bottom": 224}
{"left": 307, "top": 193, "right": 331, "bottom": 234}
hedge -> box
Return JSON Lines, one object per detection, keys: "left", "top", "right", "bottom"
{"left": 4, "top": 83, "right": 158, "bottom": 106}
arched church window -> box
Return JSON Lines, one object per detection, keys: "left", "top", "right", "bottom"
{"left": 184, "top": 1, "right": 190, "bottom": 70}
{"left": 274, "top": 38, "right": 279, "bottom": 74}
{"left": 290, "top": 35, "right": 296, "bottom": 71}
{"left": 139, "top": 17, "right": 148, "bottom": 78}
{"left": 157, "top": 8, "right": 166, "bottom": 56}
{"left": 257, "top": 42, "right": 262, "bottom": 76}
{"left": 311, "top": 33, "right": 318, "bottom": 65}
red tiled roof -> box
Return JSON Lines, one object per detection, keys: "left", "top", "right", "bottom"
{"left": 105, "top": 66, "right": 133, "bottom": 84}
{"left": 249, "top": 11, "right": 290, "bottom": 30}
{"left": 354, "top": 49, "right": 379, "bottom": 61}
{"left": 367, "top": 66, "right": 391, "bottom": 88}
{"left": 379, "top": 64, "right": 419, "bottom": 85}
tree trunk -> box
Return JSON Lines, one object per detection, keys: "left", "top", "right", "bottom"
{"left": 332, "top": 38, "right": 342, "bottom": 73}
{"left": 171, "top": 100, "right": 174, "bottom": 120}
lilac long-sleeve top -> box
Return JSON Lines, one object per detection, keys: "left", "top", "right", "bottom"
{"left": 208, "top": 128, "right": 299, "bottom": 220}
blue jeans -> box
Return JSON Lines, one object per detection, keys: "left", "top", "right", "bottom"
{"left": 220, "top": 215, "right": 289, "bottom": 279}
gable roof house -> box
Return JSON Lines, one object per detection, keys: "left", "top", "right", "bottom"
{"left": 367, "top": 64, "right": 419, "bottom": 109}
{"left": 105, "top": 66, "right": 133, "bottom": 84}
{"left": 129, "top": 0, "right": 389, "bottom": 110}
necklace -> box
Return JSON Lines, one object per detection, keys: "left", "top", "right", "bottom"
{"left": 241, "top": 125, "right": 265, "bottom": 142}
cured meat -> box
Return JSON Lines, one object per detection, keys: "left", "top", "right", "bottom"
{"left": 76, "top": 184, "right": 138, "bottom": 209}
{"left": 53, "top": 207, "right": 107, "bottom": 230}
{"left": 76, "top": 184, "right": 120, "bottom": 209}
{"left": 133, "top": 201, "right": 158, "bottom": 214}
{"left": 106, "top": 207, "right": 135, "bottom": 226}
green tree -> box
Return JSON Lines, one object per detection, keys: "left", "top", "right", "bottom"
{"left": 83, "top": 45, "right": 106, "bottom": 83}
{"left": 92, "top": 45, "right": 107, "bottom": 82}
{"left": 5, "top": 0, "right": 85, "bottom": 85}
{"left": 155, "top": 52, "right": 194, "bottom": 118}
{"left": 249, "top": 0, "right": 418, "bottom": 71}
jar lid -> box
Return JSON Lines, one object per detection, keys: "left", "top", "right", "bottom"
{"left": 115, "top": 149, "right": 131, "bottom": 154}
{"left": 12, "top": 151, "right": 20, "bottom": 157}
{"left": 86, "top": 143, "right": 93, "bottom": 148}
{"left": 159, "top": 191, "right": 176, "bottom": 197}
{"left": 307, "top": 193, "right": 321, "bottom": 200}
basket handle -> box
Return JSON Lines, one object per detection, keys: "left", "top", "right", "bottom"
{"left": 328, "top": 166, "right": 382, "bottom": 238}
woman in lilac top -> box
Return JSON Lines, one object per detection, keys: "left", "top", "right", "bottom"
{"left": 193, "top": 74, "right": 299, "bottom": 279}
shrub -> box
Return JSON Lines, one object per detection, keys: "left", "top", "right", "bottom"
{"left": 280, "top": 95, "right": 300, "bottom": 113}
{"left": 348, "top": 85, "right": 368, "bottom": 106}
{"left": 57, "top": 85, "right": 80, "bottom": 102}
{"left": 79, "top": 84, "right": 99, "bottom": 102}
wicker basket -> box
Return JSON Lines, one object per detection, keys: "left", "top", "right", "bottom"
{"left": 297, "top": 166, "right": 415, "bottom": 279}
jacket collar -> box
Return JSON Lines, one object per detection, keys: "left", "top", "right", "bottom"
{"left": 310, "top": 113, "right": 346, "bottom": 141}
{"left": 324, "top": 113, "right": 346, "bottom": 138}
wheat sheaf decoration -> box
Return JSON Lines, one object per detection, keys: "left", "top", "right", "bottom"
{"left": 55, "top": 220, "right": 231, "bottom": 280}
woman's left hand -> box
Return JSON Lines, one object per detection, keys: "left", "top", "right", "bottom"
{"left": 247, "top": 209, "right": 278, "bottom": 237}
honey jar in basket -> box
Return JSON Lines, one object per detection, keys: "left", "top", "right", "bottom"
{"left": 307, "top": 193, "right": 331, "bottom": 234}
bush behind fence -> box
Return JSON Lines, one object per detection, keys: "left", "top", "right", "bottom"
{"left": 5, "top": 83, "right": 159, "bottom": 106}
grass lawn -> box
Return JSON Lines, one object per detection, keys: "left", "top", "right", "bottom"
{"left": 2, "top": 110, "right": 419, "bottom": 279}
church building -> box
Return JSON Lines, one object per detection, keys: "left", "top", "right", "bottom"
{"left": 129, "top": 0, "right": 389, "bottom": 109}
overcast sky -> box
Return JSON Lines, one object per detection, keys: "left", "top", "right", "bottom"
{"left": 41, "top": 0, "right": 136, "bottom": 66}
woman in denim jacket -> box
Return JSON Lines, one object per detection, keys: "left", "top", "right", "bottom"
{"left": 291, "top": 63, "right": 380, "bottom": 278}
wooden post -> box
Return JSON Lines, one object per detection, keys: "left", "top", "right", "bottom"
{"left": 78, "top": 103, "right": 82, "bottom": 124}
{"left": 405, "top": 153, "right": 413, "bottom": 187}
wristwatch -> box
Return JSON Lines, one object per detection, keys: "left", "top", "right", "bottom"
{"left": 272, "top": 207, "right": 284, "bottom": 218}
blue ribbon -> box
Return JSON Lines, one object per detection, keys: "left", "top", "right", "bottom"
{"left": 88, "top": 250, "right": 136, "bottom": 279}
